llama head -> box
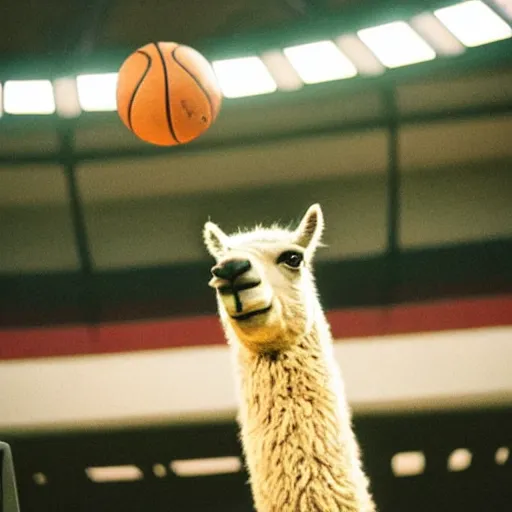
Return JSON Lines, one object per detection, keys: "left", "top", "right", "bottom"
{"left": 203, "top": 204, "right": 324, "bottom": 352}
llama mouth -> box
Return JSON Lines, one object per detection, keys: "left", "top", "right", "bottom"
{"left": 218, "top": 281, "right": 263, "bottom": 315}
{"left": 230, "top": 305, "right": 273, "bottom": 321}
{"left": 218, "top": 281, "right": 261, "bottom": 295}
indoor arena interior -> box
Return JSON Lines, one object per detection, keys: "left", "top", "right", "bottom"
{"left": 1, "top": 0, "right": 511, "bottom": 511}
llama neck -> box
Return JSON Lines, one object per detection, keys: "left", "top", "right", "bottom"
{"left": 231, "top": 322, "right": 375, "bottom": 512}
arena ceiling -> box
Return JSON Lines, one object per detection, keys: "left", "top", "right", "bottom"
{"left": 1, "top": 0, "right": 511, "bottom": 323}
{"left": 1, "top": 0, "right": 363, "bottom": 59}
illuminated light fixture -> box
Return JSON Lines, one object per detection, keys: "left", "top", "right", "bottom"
{"left": 171, "top": 456, "right": 242, "bottom": 477}
{"left": 335, "top": 35, "right": 386, "bottom": 75}
{"left": 391, "top": 451, "right": 426, "bottom": 477}
{"left": 85, "top": 465, "right": 143, "bottom": 483}
{"left": 53, "top": 77, "right": 82, "bottom": 118}
{"left": 447, "top": 448, "right": 472, "bottom": 472}
{"left": 152, "top": 464, "right": 167, "bottom": 478}
{"left": 434, "top": 1, "right": 512, "bottom": 47}
{"left": 410, "top": 13, "right": 466, "bottom": 56}
{"left": 283, "top": 41, "right": 357, "bottom": 84}
{"left": 495, "top": 446, "right": 510, "bottom": 465}
{"left": 33, "top": 472, "right": 48, "bottom": 485}
{"left": 260, "top": 50, "right": 304, "bottom": 91}
{"left": 76, "top": 72, "right": 118, "bottom": 112}
{"left": 358, "top": 21, "right": 436, "bottom": 68}
{"left": 212, "top": 57, "right": 277, "bottom": 98}
{"left": 3, "top": 80, "right": 56, "bottom": 115}
{"left": 0, "top": 83, "right": 3, "bottom": 117}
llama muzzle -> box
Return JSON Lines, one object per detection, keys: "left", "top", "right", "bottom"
{"left": 208, "top": 259, "right": 273, "bottom": 319}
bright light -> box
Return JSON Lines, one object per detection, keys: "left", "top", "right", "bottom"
{"left": 391, "top": 451, "right": 426, "bottom": 477}
{"left": 0, "top": 83, "right": 3, "bottom": 117}
{"left": 283, "top": 41, "right": 357, "bottom": 84}
{"left": 85, "top": 465, "right": 143, "bottom": 483}
{"left": 212, "top": 57, "right": 277, "bottom": 98}
{"left": 77, "top": 72, "right": 118, "bottom": 111}
{"left": 171, "top": 456, "right": 242, "bottom": 477}
{"left": 3, "top": 80, "right": 56, "bottom": 115}
{"left": 33, "top": 473, "right": 48, "bottom": 485}
{"left": 434, "top": 1, "right": 512, "bottom": 47}
{"left": 495, "top": 446, "right": 509, "bottom": 465}
{"left": 358, "top": 21, "right": 436, "bottom": 68}
{"left": 447, "top": 448, "right": 472, "bottom": 472}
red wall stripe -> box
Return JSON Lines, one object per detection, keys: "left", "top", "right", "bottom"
{"left": 0, "top": 295, "right": 511, "bottom": 361}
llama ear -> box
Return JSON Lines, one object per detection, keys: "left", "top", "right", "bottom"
{"left": 294, "top": 204, "right": 324, "bottom": 254}
{"left": 203, "top": 221, "right": 229, "bottom": 259}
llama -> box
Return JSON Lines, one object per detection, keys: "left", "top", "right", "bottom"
{"left": 203, "top": 204, "right": 376, "bottom": 512}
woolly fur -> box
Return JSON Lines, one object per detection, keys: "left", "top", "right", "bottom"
{"left": 204, "top": 205, "right": 376, "bottom": 512}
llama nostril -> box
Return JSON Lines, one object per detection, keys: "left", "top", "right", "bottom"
{"left": 211, "top": 265, "right": 224, "bottom": 278}
{"left": 211, "top": 259, "right": 251, "bottom": 281}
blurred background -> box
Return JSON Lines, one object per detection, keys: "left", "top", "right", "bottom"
{"left": 0, "top": 0, "right": 511, "bottom": 510}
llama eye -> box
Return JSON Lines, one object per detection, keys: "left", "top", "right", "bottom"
{"left": 277, "top": 250, "right": 303, "bottom": 269}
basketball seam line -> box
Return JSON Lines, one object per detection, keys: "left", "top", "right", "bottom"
{"left": 128, "top": 50, "right": 152, "bottom": 132}
{"left": 153, "top": 42, "right": 179, "bottom": 144}
{"left": 172, "top": 46, "right": 214, "bottom": 124}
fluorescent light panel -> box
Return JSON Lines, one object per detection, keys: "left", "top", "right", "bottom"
{"left": 212, "top": 57, "right": 277, "bottom": 98}
{"left": 495, "top": 446, "right": 510, "bottom": 465}
{"left": 152, "top": 464, "right": 167, "bottom": 477}
{"left": 434, "top": 1, "right": 512, "bottom": 47}
{"left": 283, "top": 41, "right": 357, "bottom": 84}
{"left": 447, "top": 448, "right": 472, "bottom": 472}
{"left": 3, "top": 80, "right": 56, "bottom": 115}
{"left": 33, "top": 473, "right": 48, "bottom": 485}
{"left": 171, "top": 456, "right": 242, "bottom": 477}
{"left": 391, "top": 451, "right": 426, "bottom": 477}
{"left": 77, "top": 72, "right": 118, "bottom": 111}
{"left": 85, "top": 465, "right": 143, "bottom": 483}
{"left": 358, "top": 21, "right": 436, "bottom": 68}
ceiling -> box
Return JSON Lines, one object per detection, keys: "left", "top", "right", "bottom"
{"left": 0, "top": 0, "right": 511, "bottom": 314}
{"left": 0, "top": 0, "right": 364, "bottom": 60}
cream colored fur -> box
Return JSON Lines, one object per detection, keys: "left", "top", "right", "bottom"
{"left": 203, "top": 204, "right": 376, "bottom": 512}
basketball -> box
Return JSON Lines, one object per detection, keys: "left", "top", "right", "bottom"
{"left": 116, "top": 42, "right": 222, "bottom": 146}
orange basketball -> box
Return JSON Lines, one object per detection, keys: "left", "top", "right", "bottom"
{"left": 116, "top": 42, "right": 222, "bottom": 146}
